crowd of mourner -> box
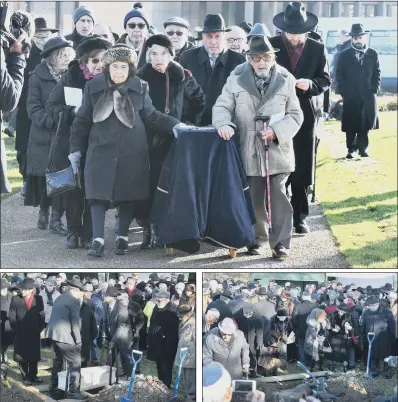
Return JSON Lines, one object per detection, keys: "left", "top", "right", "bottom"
{"left": 202, "top": 277, "right": 397, "bottom": 401}
{"left": 0, "top": 272, "right": 196, "bottom": 401}
{"left": 1, "top": 1, "right": 382, "bottom": 260}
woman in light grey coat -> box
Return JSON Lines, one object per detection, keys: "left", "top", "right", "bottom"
{"left": 213, "top": 36, "right": 303, "bottom": 259}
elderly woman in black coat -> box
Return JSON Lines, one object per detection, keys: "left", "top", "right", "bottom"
{"left": 136, "top": 34, "right": 205, "bottom": 248}
{"left": 69, "top": 44, "right": 185, "bottom": 257}
{"left": 8, "top": 278, "right": 45, "bottom": 386}
{"left": 25, "top": 37, "right": 75, "bottom": 234}
{"left": 47, "top": 35, "right": 112, "bottom": 250}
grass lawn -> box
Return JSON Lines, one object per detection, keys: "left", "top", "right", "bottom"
{"left": 316, "top": 111, "right": 397, "bottom": 268}
{"left": 1, "top": 132, "right": 22, "bottom": 198}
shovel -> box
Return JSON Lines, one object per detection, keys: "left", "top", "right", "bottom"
{"left": 365, "top": 332, "right": 376, "bottom": 377}
{"left": 297, "top": 361, "right": 321, "bottom": 384}
{"left": 121, "top": 350, "right": 143, "bottom": 402}
{"left": 169, "top": 347, "right": 188, "bottom": 401}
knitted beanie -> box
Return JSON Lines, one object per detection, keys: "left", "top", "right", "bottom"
{"left": 73, "top": 6, "right": 95, "bottom": 25}
{"left": 124, "top": 3, "right": 149, "bottom": 29}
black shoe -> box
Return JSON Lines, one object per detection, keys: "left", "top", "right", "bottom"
{"left": 247, "top": 244, "right": 261, "bottom": 255}
{"left": 140, "top": 225, "right": 154, "bottom": 249}
{"left": 31, "top": 377, "right": 43, "bottom": 384}
{"left": 20, "top": 181, "right": 27, "bottom": 197}
{"left": 249, "top": 370, "right": 262, "bottom": 378}
{"left": 23, "top": 378, "right": 33, "bottom": 386}
{"left": 272, "top": 244, "right": 290, "bottom": 259}
{"left": 346, "top": 152, "right": 354, "bottom": 159}
{"left": 80, "top": 238, "right": 92, "bottom": 250}
{"left": 66, "top": 233, "right": 79, "bottom": 249}
{"left": 66, "top": 392, "right": 87, "bottom": 400}
{"left": 4, "top": 127, "right": 14, "bottom": 137}
{"left": 359, "top": 151, "right": 369, "bottom": 157}
{"left": 295, "top": 221, "right": 310, "bottom": 234}
{"left": 115, "top": 237, "right": 129, "bottom": 255}
{"left": 37, "top": 208, "right": 49, "bottom": 230}
{"left": 49, "top": 389, "right": 64, "bottom": 399}
{"left": 87, "top": 240, "right": 104, "bottom": 257}
{"left": 49, "top": 209, "right": 68, "bottom": 236}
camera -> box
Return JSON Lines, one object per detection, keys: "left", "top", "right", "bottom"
{"left": 232, "top": 379, "right": 256, "bottom": 393}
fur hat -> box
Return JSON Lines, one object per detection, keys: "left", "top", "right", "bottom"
{"left": 103, "top": 44, "right": 137, "bottom": 66}
{"left": 76, "top": 35, "right": 112, "bottom": 58}
{"left": 146, "top": 34, "right": 174, "bottom": 56}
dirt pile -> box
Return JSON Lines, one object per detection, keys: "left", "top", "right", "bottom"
{"left": 0, "top": 381, "right": 46, "bottom": 402}
{"left": 88, "top": 375, "right": 185, "bottom": 402}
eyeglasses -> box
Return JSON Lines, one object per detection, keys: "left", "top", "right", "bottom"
{"left": 90, "top": 58, "right": 103, "bottom": 64}
{"left": 127, "top": 22, "right": 146, "bottom": 30}
{"left": 251, "top": 54, "right": 273, "bottom": 63}
{"left": 227, "top": 37, "right": 245, "bottom": 44}
{"left": 166, "top": 31, "right": 184, "bottom": 37}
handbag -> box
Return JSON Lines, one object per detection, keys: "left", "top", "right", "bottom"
{"left": 45, "top": 111, "right": 80, "bottom": 197}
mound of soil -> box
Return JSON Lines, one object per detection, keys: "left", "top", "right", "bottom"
{"left": 0, "top": 381, "right": 46, "bottom": 402}
{"left": 89, "top": 375, "right": 185, "bottom": 402}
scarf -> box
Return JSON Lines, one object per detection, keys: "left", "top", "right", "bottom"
{"left": 46, "top": 61, "right": 64, "bottom": 82}
{"left": 80, "top": 64, "right": 95, "bottom": 80}
{"left": 351, "top": 42, "right": 367, "bottom": 65}
{"left": 24, "top": 292, "right": 35, "bottom": 310}
{"left": 254, "top": 68, "right": 272, "bottom": 96}
{"left": 282, "top": 33, "right": 305, "bottom": 71}
{"left": 93, "top": 77, "right": 135, "bottom": 128}
{"left": 45, "top": 287, "right": 55, "bottom": 306}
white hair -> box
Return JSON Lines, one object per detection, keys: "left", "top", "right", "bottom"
{"left": 206, "top": 308, "right": 220, "bottom": 319}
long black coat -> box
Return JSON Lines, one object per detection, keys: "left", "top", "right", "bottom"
{"left": 8, "top": 294, "right": 45, "bottom": 362}
{"left": 361, "top": 307, "right": 396, "bottom": 360}
{"left": 65, "top": 29, "right": 85, "bottom": 50}
{"left": 137, "top": 61, "right": 205, "bottom": 202}
{"left": 233, "top": 308, "right": 264, "bottom": 354}
{"left": 15, "top": 44, "right": 42, "bottom": 153}
{"left": 69, "top": 74, "right": 180, "bottom": 202}
{"left": 329, "top": 311, "right": 354, "bottom": 362}
{"left": 179, "top": 46, "right": 245, "bottom": 125}
{"left": 147, "top": 302, "right": 179, "bottom": 363}
{"left": 46, "top": 60, "right": 87, "bottom": 172}
{"left": 80, "top": 299, "right": 99, "bottom": 362}
{"left": 269, "top": 35, "right": 331, "bottom": 185}
{"left": 291, "top": 300, "right": 317, "bottom": 339}
{"left": 335, "top": 47, "right": 380, "bottom": 133}
{"left": 0, "top": 292, "right": 14, "bottom": 347}
{"left": 174, "top": 40, "right": 195, "bottom": 64}
{"left": 26, "top": 61, "right": 58, "bottom": 176}
{"left": 103, "top": 301, "right": 132, "bottom": 350}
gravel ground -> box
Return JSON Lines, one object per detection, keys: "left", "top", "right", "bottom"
{"left": 1, "top": 193, "right": 350, "bottom": 269}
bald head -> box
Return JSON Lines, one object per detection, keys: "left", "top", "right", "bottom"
{"left": 92, "top": 23, "right": 114, "bottom": 44}
{"left": 226, "top": 26, "right": 248, "bottom": 54}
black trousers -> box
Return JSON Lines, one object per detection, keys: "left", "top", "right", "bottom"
{"left": 346, "top": 130, "right": 369, "bottom": 153}
{"left": 66, "top": 187, "right": 92, "bottom": 240}
{"left": 16, "top": 150, "right": 27, "bottom": 181}
{"left": 111, "top": 344, "right": 132, "bottom": 376}
{"left": 19, "top": 360, "right": 38, "bottom": 380}
{"left": 290, "top": 176, "right": 309, "bottom": 225}
{"left": 51, "top": 341, "right": 81, "bottom": 393}
{"left": 156, "top": 357, "right": 174, "bottom": 388}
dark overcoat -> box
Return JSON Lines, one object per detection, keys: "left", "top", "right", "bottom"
{"left": 233, "top": 308, "right": 264, "bottom": 354}
{"left": 328, "top": 311, "right": 354, "bottom": 362}
{"left": 0, "top": 292, "right": 14, "bottom": 347}
{"left": 137, "top": 61, "right": 205, "bottom": 201}
{"left": 8, "top": 293, "right": 45, "bottom": 362}
{"left": 174, "top": 40, "right": 195, "bottom": 64}
{"left": 269, "top": 35, "right": 331, "bottom": 185}
{"left": 147, "top": 302, "right": 179, "bottom": 363}
{"left": 290, "top": 300, "right": 317, "bottom": 339}
{"left": 69, "top": 74, "right": 179, "bottom": 202}
{"left": 179, "top": 46, "right": 245, "bottom": 125}
{"left": 206, "top": 298, "right": 232, "bottom": 322}
{"left": 361, "top": 307, "right": 396, "bottom": 360}
{"left": 80, "top": 299, "right": 99, "bottom": 362}
{"left": 65, "top": 29, "right": 84, "bottom": 50}
{"left": 15, "top": 44, "right": 42, "bottom": 153}
{"left": 46, "top": 60, "right": 87, "bottom": 172}
{"left": 335, "top": 47, "right": 380, "bottom": 133}
{"left": 26, "top": 61, "right": 58, "bottom": 176}
{"left": 103, "top": 301, "right": 132, "bottom": 350}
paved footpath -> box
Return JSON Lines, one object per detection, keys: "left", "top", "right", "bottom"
{"left": 1, "top": 193, "right": 350, "bottom": 269}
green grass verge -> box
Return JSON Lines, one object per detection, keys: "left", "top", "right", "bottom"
{"left": 316, "top": 111, "right": 397, "bottom": 268}
{"left": 1, "top": 132, "right": 22, "bottom": 199}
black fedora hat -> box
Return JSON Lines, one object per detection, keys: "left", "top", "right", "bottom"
{"left": 34, "top": 17, "right": 59, "bottom": 33}
{"left": 66, "top": 278, "right": 85, "bottom": 291}
{"left": 202, "top": 14, "right": 231, "bottom": 34}
{"left": 347, "top": 23, "right": 370, "bottom": 37}
{"left": 248, "top": 36, "right": 279, "bottom": 55}
{"left": 40, "top": 36, "right": 73, "bottom": 58}
{"left": 273, "top": 2, "right": 318, "bottom": 34}
{"left": 21, "top": 278, "right": 37, "bottom": 290}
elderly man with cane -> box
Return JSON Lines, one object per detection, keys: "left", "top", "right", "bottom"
{"left": 213, "top": 35, "right": 303, "bottom": 259}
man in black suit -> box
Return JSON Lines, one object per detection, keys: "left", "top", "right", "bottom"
{"left": 335, "top": 23, "right": 381, "bottom": 158}
{"left": 269, "top": 2, "right": 331, "bottom": 235}
{"left": 179, "top": 14, "right": 245, "bottom": 126}
{"left": 46, "top": 278, "right": 86, "bottom": 401}
{"left": 103, "top": 286, "right": 133, "bottom": 377}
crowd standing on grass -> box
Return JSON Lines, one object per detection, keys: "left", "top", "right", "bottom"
{"left": 0, "top": 272, "right": 196, "bottom": 401}
{"left": 1, "top": 2, "right": 381, "bottom": 260}
{"left": 202, "top": 277, "right": 397, "bottom": 389}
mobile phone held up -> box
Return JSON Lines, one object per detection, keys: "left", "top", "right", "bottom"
{"left": 232, "top": 379, "right": 256, "bottom": 394}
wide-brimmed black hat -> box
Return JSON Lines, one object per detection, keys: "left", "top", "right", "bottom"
{"left": 105, "top": 286, "right": 119, "bottom": 298}
{"left": 21, "top": 278, "right": 36, "bottom": 290}
{"left": 258, "top": 286, "right": 268, "bottom": 296}
{"left": 248, "top": 36, "right": 279, "bottom": 56}
{"left": 337, "top": 303, "right": 349, "bottom": 312}
{"left": 66, "top": 278, "right": 85, "bottom": 291}
{"left": 40, "top": 36, "right": 73, "bottom": 58}
{"left": 222, "top": 290, "right": 233, "bottom": 300}
{"left": 238, "top": 21, "right": 253, "bottom": 35}
{"left": 273, "top": 1, "right": 318, "bottom": 34}
{"left": 202, "top": 14, "right": 231, "bottom": 33}
{"left": 34, "top": 17, "right": 59, "bottom": 33}
{"left": 347, "top": 23, "right": 370, "bottom": 37}
{"left": 76, "top": 34, "right": 113, "bottom": 59}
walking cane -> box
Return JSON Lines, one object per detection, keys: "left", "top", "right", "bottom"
{"left": 365, "top": 332, "right": 376, "bottom": 377}
{"left": 255, "top": 116, "right": 272, "bottom": 232}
